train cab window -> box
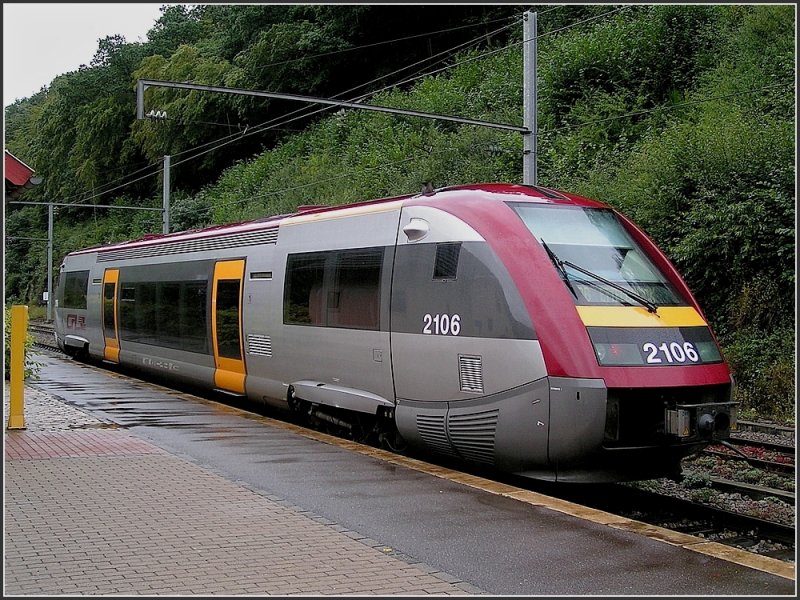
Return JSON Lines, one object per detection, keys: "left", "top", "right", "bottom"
{"left": 63, "top": 270, "right": 90, "bottom": 309}
{"left": 216, "top": 280, "right": 242, "bottom": 360}
{"left": 434, "top": 243, "right": 461, "bottom": 280}
{"left": 510, "top": 203, "right": 685, "bottom": 307}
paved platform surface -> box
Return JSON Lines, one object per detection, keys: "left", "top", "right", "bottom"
{"left": 4, "top": 353, "right": 796, "bottom": 596}
{"left": 4, "top": 387, "right": 479, "bottom": 596}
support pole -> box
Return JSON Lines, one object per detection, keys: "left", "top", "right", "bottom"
{"left": 163, "top": 155, "right": 171, "bottom": 235}
{"left": 7, "top": 305, "right": 28, "bottom": 430}
{"left": 47, "top": 203, "right": 54, "bottom": 321}
{"left": 523, "top": 11, "right": 538, "bottom": 185}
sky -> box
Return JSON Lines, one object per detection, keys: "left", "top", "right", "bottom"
{"left": 3, "top": 3, "right": 166, "bottom": 107}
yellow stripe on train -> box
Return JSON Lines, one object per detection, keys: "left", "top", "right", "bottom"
{"left": 576, "top": 306, "right": 707, "bottom": 328}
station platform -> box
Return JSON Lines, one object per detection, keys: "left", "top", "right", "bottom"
{"left": 4, "top": 352, "right": 796, "bottom": 596}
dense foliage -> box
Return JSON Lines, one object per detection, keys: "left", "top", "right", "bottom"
{"left": 4, "top": 307, "right": 41, "bottom": 381}
{"left": 4, "top": 4, "right": 795, "bottom": 422}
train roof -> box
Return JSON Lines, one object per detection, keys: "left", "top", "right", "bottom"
{"left": 68, "top": 183, "right": 609, "bottom": 257}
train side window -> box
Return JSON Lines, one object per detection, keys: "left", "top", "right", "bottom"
{"left": 328, "top": 248, "right": 383, "bottom": 330}
{"left": 285, "top": 249, "right": 383, "bottom": 329}
{"left": 135, "top": 283, "right": 158, "bottom": 342}
{"left": 434, "top": 243, "right": 461, "bottom": 280}
{"left": 158, "top": 283, "right": 182, "bottom": 343}
{"left": 63, "top": 270, "right": 90, "bottom": 309}
{"left": 181, "top": 283, "right": 208, "bottom": 354}
{"left": 119, "top": 287, "right": 136, "bottom": 336}
{"left": 216, "top": 280, "right": 242, "bottom": 359}
{"left": 118, "top": 281, "right": 208, "bottom": 353}
{"left": 116, "top": 260, "right": 213, "bottom": 354}
{"left": 284, "top": 253, "right": 327, "bottom": 325}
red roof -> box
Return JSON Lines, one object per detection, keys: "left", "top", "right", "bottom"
{"left": 5, "top": 151, "right": 36, "bottom": 186}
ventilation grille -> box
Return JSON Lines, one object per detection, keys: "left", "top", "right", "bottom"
{"left": 416, "top": 414, "right": 458, "bottom": 457}
{"left": 458, "top": 355, "right": 484, "bottom": 393}
{"left": 98, "top": 228, "right": 279, "bottom": 262}
{"left": 448, "top": 409, "right": 499, "bottom": 465}
{"left": 246, "top": 334, "right": 273, "bottom": 357}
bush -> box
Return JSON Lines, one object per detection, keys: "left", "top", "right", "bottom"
{"left": 721, "top": 327, "right": 795, "bottom": 425}
{"left": 3, "top": 306, "right": 41, "bottom": 381}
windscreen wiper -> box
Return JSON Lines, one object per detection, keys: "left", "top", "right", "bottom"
{"left": 541, "top": 238, "right": 658, "bottom": 313}
{"left": 560, "top": 258, "right": 658, "bottom": 314}
{"left": 540, "top": 239, "right": 578, "bottom": 299}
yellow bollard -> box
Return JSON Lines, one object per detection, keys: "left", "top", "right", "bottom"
{"left": 7, "top": 304, "right": 28, "bottom": 430}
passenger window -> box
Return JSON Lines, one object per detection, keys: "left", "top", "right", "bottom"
{"left": 284, "top": 253, "right": 327, "bottom": 325}
{"left": 118, "top": 281, "right": 208, "bottom": 354}
{"left": 115, "top": 260, "right": 212, "bottom": 355}
{"left": 284, "top": 247, "right": 384, "bottom": 330}
{"left": 216, "top": 280, "right": 241, "bottom": 360}
{"left": 328, "top": 248, "right": 383, "bottom": 330}
{"left": 180, "top": 283, "right": 208, "bottom": 353}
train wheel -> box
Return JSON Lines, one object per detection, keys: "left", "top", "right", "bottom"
{"left": 379, "top": 429, "right": 408, "bottom": 454}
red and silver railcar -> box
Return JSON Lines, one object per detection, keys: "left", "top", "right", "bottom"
{"left": 55, "top": 183, "right": 736, "bottom": 482}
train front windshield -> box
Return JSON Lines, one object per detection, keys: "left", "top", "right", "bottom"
{"left": 511, "top": 203, "right": 685, "bottom": 308}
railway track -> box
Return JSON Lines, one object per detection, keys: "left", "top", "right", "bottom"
{"left": 736, "top": 419, "right": 796, "bottom": 440}
{"left": 698, "top": 475, "right": 794, "bottom": 502}
{"left": 28, "top": 331, "right": 795, "bottom": 564}
{"left": 563, "top": 482, "right": 796, "bottom": 562}
{"left": 29, "top": 321, "right": 56, "bottom": 343}
{"left": 728, "top": 434, "right": 796, "bottom": 455}
{"left": 29, "top": 322, "right": 61, "bottom": 354}
{"left": 702, "top": 447, "right": 794, "bottom": 475}
{"left": 692, "top": 430, "right": 795, "bottom": 497}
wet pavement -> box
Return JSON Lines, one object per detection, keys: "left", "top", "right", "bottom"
{"left": 4, "top": 351, "right": 796, "bottom": 596}
{"left": 4, "top": 370, "right": 480, "bottom": 596}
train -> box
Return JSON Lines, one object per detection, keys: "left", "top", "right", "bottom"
{"left": 54, "top": 183, "right": 737, "bottom": 483}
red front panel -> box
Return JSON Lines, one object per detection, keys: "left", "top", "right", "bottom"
{"left": 408, "top": 188, "right": 732, "bottom": 389}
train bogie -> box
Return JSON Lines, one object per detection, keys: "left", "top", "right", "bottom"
{"left": 54, "top": 183, "right": 737, "bottom": 483}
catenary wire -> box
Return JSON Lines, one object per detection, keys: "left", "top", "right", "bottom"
{"left": 56, "top": 8, "right": 574, "bottom": 206}
{"left": 247, "top": 13, "right": 520, "bottom": 73}
{"left": 166, "top": 19, "right": 522, "bottom": 169}
{"left": 44, "top": 6, "right": 665, "bottom": 209}
{"left": 163, "top": 4, "right": 595, "bottom": 170}
{"left": 165, "top": 6, "right": 630, "bottom": 192}
{"left": 61, "top": 17, "right": 522, "bottom": 207}
{"left": 390, "top": 6, "right": 631, "bottom": 91}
